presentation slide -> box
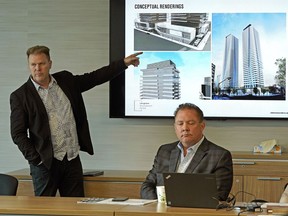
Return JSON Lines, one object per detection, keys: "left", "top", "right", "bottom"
{"left": 122, "top": 0, "right": 287, "bottom": 119}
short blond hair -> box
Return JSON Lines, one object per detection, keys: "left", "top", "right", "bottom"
{"left": 26, "top": 45, "right": 50, "bottom": 60}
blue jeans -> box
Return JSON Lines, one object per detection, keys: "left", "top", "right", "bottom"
{"left": 29, "top": 155, "right": 84, "bottom": 197}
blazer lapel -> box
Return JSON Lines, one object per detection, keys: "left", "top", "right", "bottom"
{"left": 53, "top": 75, "right": 75, "bottom": 111}
{"left": 169, "top": 147, "right": 180, "bottom": 172}
{"left": 185, "top": 138, "right": 209, "bottom": 173}
{"left": 26, "top": 78, "right": 48, "bottom": 117}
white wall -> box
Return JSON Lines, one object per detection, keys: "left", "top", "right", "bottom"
{"left": 0, "top": 0, "right": 287, "bottom": 173}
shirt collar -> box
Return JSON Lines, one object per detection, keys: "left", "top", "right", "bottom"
{"left": 30, "top": 75, "right": 57, "bottom": 90}
{"left": 177, "top": 136, "right": 205, "bottom": 153}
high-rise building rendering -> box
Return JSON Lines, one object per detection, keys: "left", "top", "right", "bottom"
{"left": 242, "top": 24, "right": 264, "bottom": 89}
{"left": 140, "top": 60, "right": 180, "bottom": 99}
{"left": 222, "top": 34, "right": 239, "bottom": 88}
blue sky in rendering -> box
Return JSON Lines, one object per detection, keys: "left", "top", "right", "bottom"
{"left": 212, "top": 13, "right": 286, "bottom": 86}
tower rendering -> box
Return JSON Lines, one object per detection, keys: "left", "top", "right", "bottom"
{"left": 242, "top": 24, "right": 264, "bottom": 89}
{"left": 222, "top": 34, "right": 239, "bottom": 88}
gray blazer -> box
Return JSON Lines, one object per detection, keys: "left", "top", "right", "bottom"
{"left": 140, "top": 138, "right": 233, "bottom": 201}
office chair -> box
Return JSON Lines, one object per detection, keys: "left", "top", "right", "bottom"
{"left": 0, "top": 173, "right": 18, "bottom": 195}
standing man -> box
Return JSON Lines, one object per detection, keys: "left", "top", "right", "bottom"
{"left": 10, "top": 45, "right": 142, "bottom": 197}
{"left": 140, "top": 103, "right": 233, "bottom": 201}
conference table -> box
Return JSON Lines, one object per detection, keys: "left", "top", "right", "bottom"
{"left": 116, "top": 202, "right": 248, "bottom": 216}
{"left": 0, "top": 196, "right": 120, "bottom": 216}
{"left": 0, "top": 196, "right": 276, "bottom": 216}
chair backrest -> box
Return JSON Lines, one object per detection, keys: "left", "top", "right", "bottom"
{"left": 0, "top": 174, "right": 18, "bottom": 196}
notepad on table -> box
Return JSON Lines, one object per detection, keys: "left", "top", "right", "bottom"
{"left": 78, "top": 198, "right": 157, "bottom": 206}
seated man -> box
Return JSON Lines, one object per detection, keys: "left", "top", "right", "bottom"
{"left": 140, "top": 103, "right": 233, "bottom": 201}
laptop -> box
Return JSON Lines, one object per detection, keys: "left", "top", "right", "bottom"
{"left": 163, "top": 173, "right": 219, "bottom": 208}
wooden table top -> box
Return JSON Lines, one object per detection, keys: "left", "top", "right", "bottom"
{"left": 114, "top": 202, "right": 264, "bottom": 216}
{"left": 0, "top": 196, "right": 272, "bottom": 216}
{"left": 0, "top": 196, "right": 122, "bottom": 216}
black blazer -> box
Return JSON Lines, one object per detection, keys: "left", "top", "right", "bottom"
{"left": 140, "top": 138, "right": 233, "bottom": 201}
{"left": 10, "top": 59, "right": 127, "bottom": 169}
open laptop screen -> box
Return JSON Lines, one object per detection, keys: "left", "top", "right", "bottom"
{"left": 163, "top": 173, "right": 219, "bottom": 208}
